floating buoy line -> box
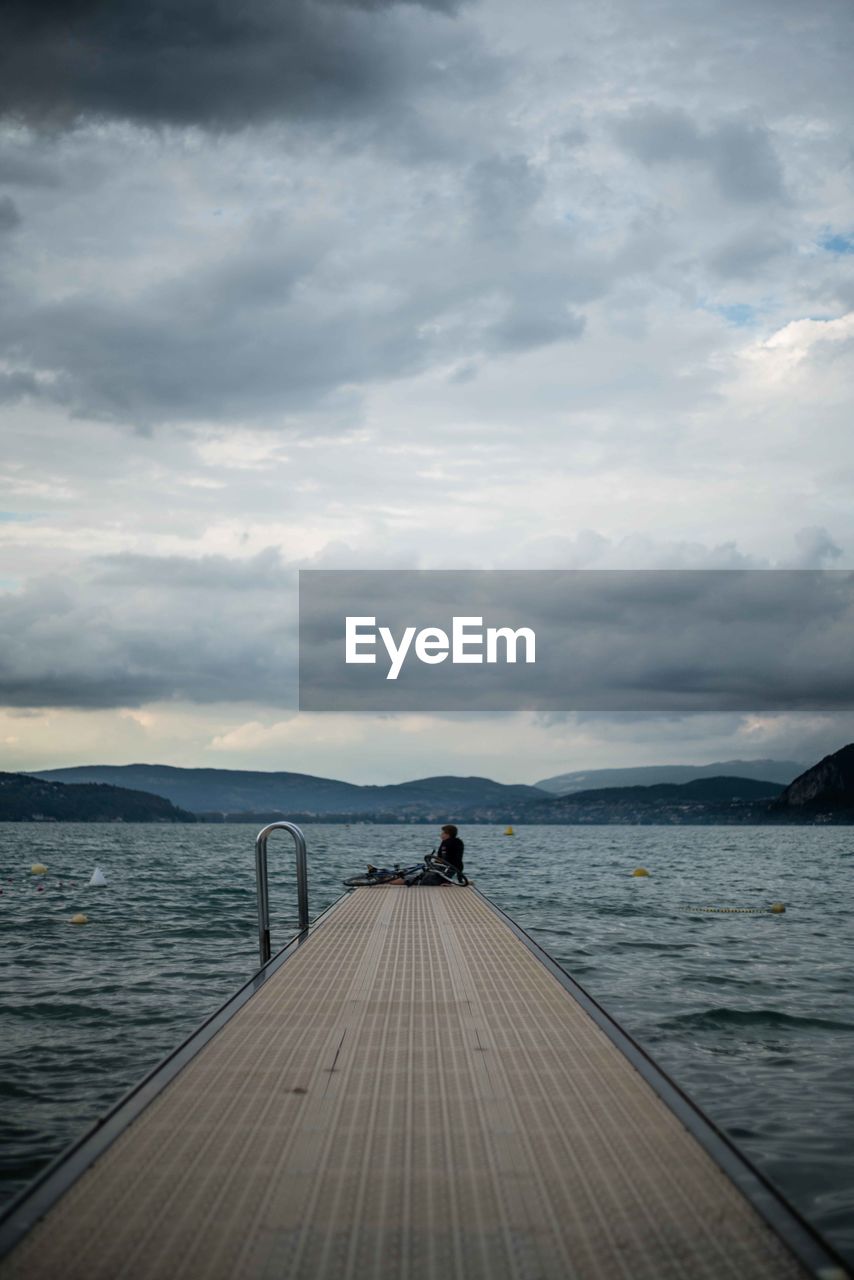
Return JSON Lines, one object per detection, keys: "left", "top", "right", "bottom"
{"left": 626, "top": 867, "right": 785, "bottom": 912}
{"left": 683, "top": 904, "right": 786, "bottom": 915}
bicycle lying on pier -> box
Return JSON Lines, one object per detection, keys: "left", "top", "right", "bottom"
{"left": 343, "top": 851, "right": 468, "bottom": 888}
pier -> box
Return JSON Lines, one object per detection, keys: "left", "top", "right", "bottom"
{"left": 0, "top": 880, "right": 845, "bottom": 1279}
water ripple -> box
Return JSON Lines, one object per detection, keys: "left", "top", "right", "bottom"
{"left": 1, "top": 820, "right": 852, "bottom": 1267}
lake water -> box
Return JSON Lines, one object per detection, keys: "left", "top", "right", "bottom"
{"left": 1, "top": 822, "right": 852, "bottom": 1265}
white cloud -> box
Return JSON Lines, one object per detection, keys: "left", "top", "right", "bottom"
{"left": 742, "top": 312, "right": 854, "bottom": 382}
{"left": 209, "top": 716, "right": 363, "bottom": 752}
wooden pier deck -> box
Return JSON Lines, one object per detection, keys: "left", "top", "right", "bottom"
{"left": 0, "top": 886, "right": 839, "bottom": 1279}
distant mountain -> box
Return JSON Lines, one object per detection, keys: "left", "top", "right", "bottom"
{"left": 773, "top": 744, "right": 854, "bottom": 812}
{"left": 0, "top": 772, "right": 195, "bottom": 823}
{"left": 509, "top": 775, "right": 783, "bottom": 825}
{"left": 31, "top": 765, "right": 545, "bottom": 820}
{"left": 21, "top": 754, "right": 854, "bottom": 824}
{"left": 561, "top": 777, "right": 783, "bottom": 804}
{"left": 535, "top": 759, "right": 806, "bottom": 795}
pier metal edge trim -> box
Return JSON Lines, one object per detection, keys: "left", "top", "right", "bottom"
{"left": 0, "top": 891, "right": 351, "bottom": 1262}
{"left": 473, "top": 885, "right": 851, "bottom": 1280}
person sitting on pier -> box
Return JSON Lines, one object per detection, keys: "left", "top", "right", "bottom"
{"left": 437, "top": 824, "right": 465, "bottom": 883}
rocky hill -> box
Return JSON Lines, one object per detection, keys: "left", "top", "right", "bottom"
{"left": 773, "top": 744, "right": 854, "bottom": 812}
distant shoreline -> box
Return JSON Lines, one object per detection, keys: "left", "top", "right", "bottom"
{"left": 6, "top": 747, "right": 854, "bottom": 824}
{"left": 4, "top": 812, "right": 854, "bottom": 826}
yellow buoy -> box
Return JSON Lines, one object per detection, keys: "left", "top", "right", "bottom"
{"left": 31, "top": 863, "right": 48, "bottom": 875}
{"left": 504, "top": 826, "right": 515, "bottom": 836}
{"left": 70, "top": 913, "right": 88, "bottom": 925}
{"left": 769, "top": 902, "right": 786, "bottom": 914}
{"left": 632, "top": 868, "right": 650, "bottom": 877}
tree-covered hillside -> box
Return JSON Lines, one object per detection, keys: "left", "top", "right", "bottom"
{"left": 0, "top": 773, "right": 196, "bottom": 822}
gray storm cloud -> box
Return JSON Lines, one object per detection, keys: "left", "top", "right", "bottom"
{"left": 299, "top": 570, "right": 854, "bottom": 711}
{"left": 0, "top": 155, "right": 593, "bottom": 428}
{"left": 0, "top": 195, "right": 21, "bottom": 232}
{"left": 613, "top": 106, "right": 786, "bottom": 205}
{"left": 0, "top": 0, "right": 466, "bottom": 130}
{"left": 4, "top": 562, "right": 854, "bottom": 714}
{"left": 0, "top": 2, "right": 846, "bottom": 435}
{"left": 0, "top": 550, "right": 298, "bottom": 708}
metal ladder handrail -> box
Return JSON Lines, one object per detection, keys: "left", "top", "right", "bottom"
{"left": 254, "top": 821, "right": 309, "bottom": 966}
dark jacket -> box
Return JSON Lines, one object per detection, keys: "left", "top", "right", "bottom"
{"left": 438, "top": 835, "right": 464, "bottom": 870}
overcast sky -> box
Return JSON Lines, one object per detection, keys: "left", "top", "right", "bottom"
{"left": 1, "top": 0, "right": 853, "bottom": 784}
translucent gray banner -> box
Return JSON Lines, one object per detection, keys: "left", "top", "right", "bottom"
{"left": 298, "top": 569, "right": 854, "bottom": 712}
